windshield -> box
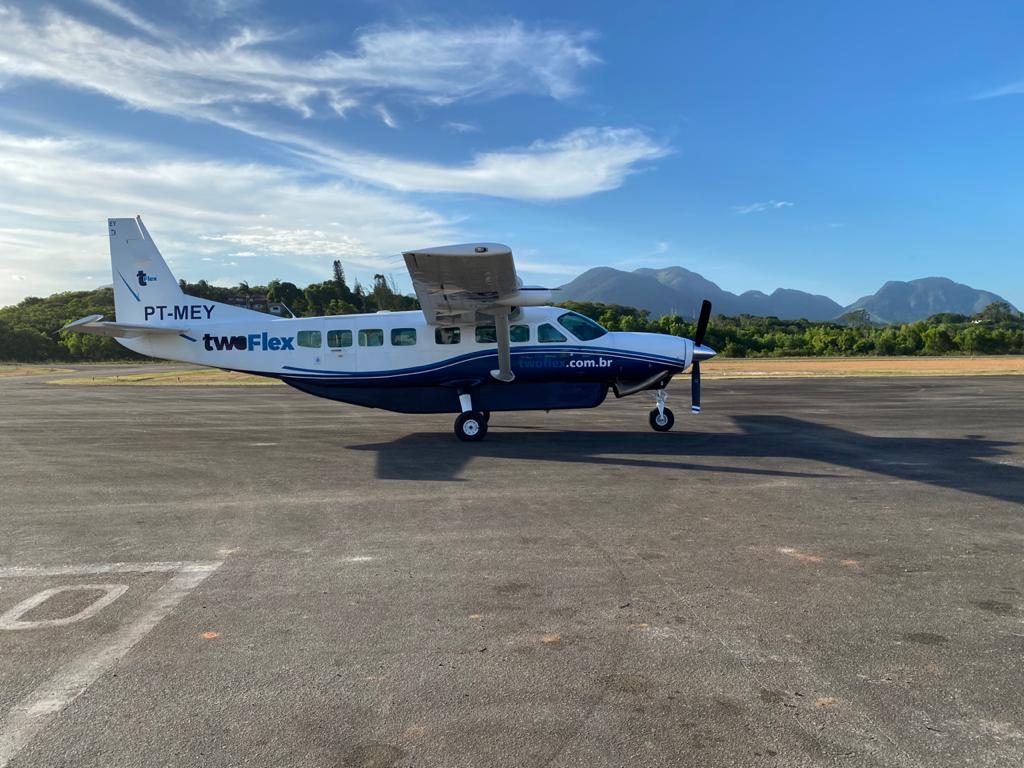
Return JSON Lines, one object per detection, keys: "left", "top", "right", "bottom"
{"left": 557, "top": 312, "right": 608, "bottom": 341}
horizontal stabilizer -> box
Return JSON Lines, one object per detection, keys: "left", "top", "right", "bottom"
{"left": 61, "top": 314, "right": 189, "bottom": 339}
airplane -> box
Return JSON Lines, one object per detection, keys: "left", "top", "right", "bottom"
{"left": 63, "top": 216, "right": 716, "bottom": 441}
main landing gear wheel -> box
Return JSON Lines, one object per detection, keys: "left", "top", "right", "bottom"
{"left": 649, "top": 407, "right": 675, "bottom": 432}
{"left": 455, "top": 411, "right": 488, "bottom": 442}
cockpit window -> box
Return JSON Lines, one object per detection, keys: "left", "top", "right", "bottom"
{"left": 557, "top": 312, "right": 608, "bottom": 341}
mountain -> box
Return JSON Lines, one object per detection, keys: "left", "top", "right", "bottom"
{"left": 558, "top": 267, "right": 1014, "bottom": 323}
{"left": 560, "top": 266, "right": 843, "bottom": 320}
{"left": 845, "top": 277, "right": 1008, "bottom": 324}
{"left": 735, "top": 288, "right": 845, "bottom": 321}
{"left": 555, "top": 267, "right": 694, "bottom": 316}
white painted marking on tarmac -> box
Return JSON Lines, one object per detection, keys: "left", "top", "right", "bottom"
{"left": 344, "top": 556, "right": 374, "bottom": 562}
{"left": 0, "top": 561, "right": 221, "bottom": 768}
{"left": 0, "top": 584, "right": 128, "bottom": 630}
{"left": 0, "top": 562, "right": 219, "bottom": 578}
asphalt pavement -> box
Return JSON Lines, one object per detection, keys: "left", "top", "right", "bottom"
{"left": 1, "top": 368, "right": 1022, "bottom": 767}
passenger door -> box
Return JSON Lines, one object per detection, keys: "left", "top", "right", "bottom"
{"left": 324, "top": 326, "right": 358, "bottom": 373}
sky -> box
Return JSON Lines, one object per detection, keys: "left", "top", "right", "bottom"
{"left": 0, "top": 0, "right": 1022, "bottom": 309}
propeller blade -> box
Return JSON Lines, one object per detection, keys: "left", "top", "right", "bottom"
{"left": 691, "top": 360, "right": 701, "bottom": 414}
{"left": 694, "top": 299, "right": 712, "bottom": 347}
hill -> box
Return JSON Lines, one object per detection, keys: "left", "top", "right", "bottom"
{"left": 559, "top": 267, "right": 1013, "bottom": 322}
{"left": 846, "top": 277, "right": 1008, "bottom": 324}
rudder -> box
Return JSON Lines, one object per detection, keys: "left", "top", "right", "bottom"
{"left": 109, "top": 216, "right": 184, "bottom": 323}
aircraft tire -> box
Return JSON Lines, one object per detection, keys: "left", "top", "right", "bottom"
{"left": 649, "top": 407, "right": 674, "bottom": 432}
{"left": 480, "top": 410, "right": 491, "bottom": 423}
{"left": 455, "top": 411, "right": 489, "bottom": 442}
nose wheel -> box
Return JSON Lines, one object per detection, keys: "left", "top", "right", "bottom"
{"left": 649, "top": 407, "right": 674, "bottom": 432}
{"left": 649, "top": 388, "right": 674, "bottom": 432}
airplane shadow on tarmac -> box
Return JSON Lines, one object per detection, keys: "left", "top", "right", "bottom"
{"left": 349, "top": 415, "right": 1023, "bottom": 504}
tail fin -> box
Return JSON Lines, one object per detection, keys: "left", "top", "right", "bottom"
{"left": 109, "top": 216, "right": 185, "bottom": 323}
{"left": 108, "top": 216, "right": 266, "bottom": 324}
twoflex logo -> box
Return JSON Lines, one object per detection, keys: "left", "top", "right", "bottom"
{"left": 203, "top": 332, "right": 295, "bottom": 352}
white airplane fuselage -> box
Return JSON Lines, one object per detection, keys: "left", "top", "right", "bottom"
{"left": 69, "top": 216, "right": 715, "bottom": 436}
{"left": 119, "top": 304, "right": 704, "bottom": 414}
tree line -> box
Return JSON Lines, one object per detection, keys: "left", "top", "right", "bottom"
{"left": 1, "top": 264, "right": 1021, "bottom": 362}
{"left": 0, "top": 261, "right": 416, "bottom": 362}
{"left": 181, "top": 261, "right": 418, "bottom": 317}
{"left": 560, "top": 301, "right": 1024, "bottom": 357}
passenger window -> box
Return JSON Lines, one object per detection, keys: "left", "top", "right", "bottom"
{"left": 297, "top": 330, "right": 322, "bottom": 348}
{"left": 557, "top": 312, "right": 608, "bottom": 341}
{"left": 538, "top": 323, "right": 567, "bottom": 343}
{"left": 358, "top": 329, "right": 384, "bottom": 347}
{"left": 391, "top": 328, "right": 417, "bottom": 346}
{"left": 476, "top": 325, "right": 531, "bottom": 343}
{"left": 435, "top": 327, "right": 461, "bottom": 344}
{"left": 327, "top": 329, "right": 352, "bottom": 348}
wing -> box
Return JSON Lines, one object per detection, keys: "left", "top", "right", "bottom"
{"left": 404, "top": 243, "right": 525, "bottom": 325}
{"left": 61, "top": 314, "right": 189, "bottom": 338}
{"left": 403, "top": 243, "right": 553, "bottom": 382}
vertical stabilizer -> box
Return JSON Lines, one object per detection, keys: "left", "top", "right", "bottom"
{"left": 109, "top": 216, "right": 184, "bottom": 323}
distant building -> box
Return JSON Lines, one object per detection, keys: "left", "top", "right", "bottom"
{"left": 225, "top": 296, "right": 292, "bottom": 317}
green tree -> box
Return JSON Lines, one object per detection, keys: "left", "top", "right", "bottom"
{"left": 266, "top": 279, "right": 303, "bottom": 310}
{"left": 923, "top": 326, "right": 954, "bottom": 354}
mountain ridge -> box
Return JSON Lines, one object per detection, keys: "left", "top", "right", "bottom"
{"left": 558, "top": 266, "right": 1015, "bottom": 323}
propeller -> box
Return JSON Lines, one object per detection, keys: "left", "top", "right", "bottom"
{"left": 691, "top": 299, "right": 712, "bottom": 414}
{"left": 694, "top": 299, "right": 711, "bottom": 347}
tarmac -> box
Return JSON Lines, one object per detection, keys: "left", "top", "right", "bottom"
{"left": 1, "top": 366, "right": 1022, "bottom": 767}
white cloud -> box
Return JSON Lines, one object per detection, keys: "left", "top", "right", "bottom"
{"left": 514, "top": 260, "right": 582, "bottom": 277}
{"left": 0, "top": 129, "right": 455, "bottom": 306}
{"left": 331, "top": 128, "right": 668, "bottom": 200}
{"left": 444, "top": 121, "right": 480, "bottom": 134}
{"left": 185, "top": 0, "right": 256, "bottom": 21}
{"left": 0, "top": 7, "right": 596, "bottom": 124}
{"left": 733, "top": 200, "right": 794, "bottom": 214}
{"left": 375, "top": 104, "right": 397, "bottom": 129}
{"left": 0, "top": 7, "right": 663, "bottom": 201}
{"left": 10, "top": 274, "right": 26, "bottom": 280}
{"left": 201, "top": 226, "right": 369, "bottom": 259}
{"left": 81, "top": 0, "right": 164, "bottom": 40}
{"left": 974, "top": 81, "right": 1024, "bottom": 99}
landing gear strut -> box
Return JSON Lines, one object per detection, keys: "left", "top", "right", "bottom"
{"left": 455, "top": 392, "right": 488, "bottom": 442}
{"left": 649, "top": 388, "right": 674, "bottom": 432}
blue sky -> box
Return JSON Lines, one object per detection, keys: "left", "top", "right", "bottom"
{"left": 0, "top": 0, "right": 1022, "bottom": 309}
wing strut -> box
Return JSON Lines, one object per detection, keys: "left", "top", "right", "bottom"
{"left": 490, "top": 309, "right": 515, "bottom": 382}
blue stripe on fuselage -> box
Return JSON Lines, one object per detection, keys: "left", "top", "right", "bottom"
{"left": 279, "top": 345, "right": 682, "bottom": 385}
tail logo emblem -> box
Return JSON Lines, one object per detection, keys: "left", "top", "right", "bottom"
{"left": 136, "top": 270, "right": 157, "bottom": 287}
